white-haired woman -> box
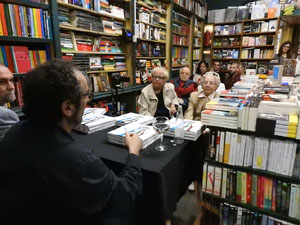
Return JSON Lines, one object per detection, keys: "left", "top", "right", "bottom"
{"left": 138, "top": 67, "right": 178, "bottom": 118}
{"left": 184, "top": 72, "right": 220, "bottom": 121}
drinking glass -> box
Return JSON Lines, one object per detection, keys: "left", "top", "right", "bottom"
{"left": 153, "top": 116, "right": 170, "bottom": 151}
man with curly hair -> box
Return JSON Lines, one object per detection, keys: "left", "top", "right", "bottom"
{"left": 0, "top": 60, "right": 143, "bottom": 225}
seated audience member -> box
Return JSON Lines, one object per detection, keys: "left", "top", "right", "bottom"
{"left": 224, "top": 62, "right": 241, "bottom": 90}
{"left": 274, "top": 41, "right": 293, "bottom": 64}
{"left": 193, "top": 61, "right": 209, "bottom": 85}
{"left": 198, "top": 72, "right": 225, "bottom": 94}
{"left": 0, "top": 60, "right": 143, "bottom": 225}
{"left": 184, "top": 72, "right": 220, "bottom": 121}
{"left": 212, "top": 60, "right": 226, "bottom": 83}
{"left": 0, "top": 64, "right": 19, "bottom": 140}
{"left": 138, "top": 67, "right": 178, "bottom": 118}
{"left": 170, "top": 67, "right": 197, "bottom": 112}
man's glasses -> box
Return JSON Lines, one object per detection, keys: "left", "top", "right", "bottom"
{"left": 82, "top": 92, "right": 94, "bottom": 101}
{"left": 152, "top": 75, "right": 165, "bottom": 80}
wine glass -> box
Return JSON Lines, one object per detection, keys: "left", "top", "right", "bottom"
{"left": 153, "top": 116, "right": 170, "bottom": 151}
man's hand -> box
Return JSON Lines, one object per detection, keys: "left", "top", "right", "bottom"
{"left": 170, "top": 104, "right": 177, "bottom": 116}
{"left": 125, "top": 131, "right": 142, "bottom": 156}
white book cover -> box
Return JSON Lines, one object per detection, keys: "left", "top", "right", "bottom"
{"left": 206, "top": 165, "right": 215, "bottom": 194}
{"left": 107, "top": 123, "right": 159, "bottom": 149}
{"left": 237, "top": 207, "right": 243, "bottom": 225}
{"left": 268, "top": 20, "right": 277, "bottom": 32}
{"left": 82, "top": 108, "right": 107, "bottom": 123}
{"left": 261, "top": 22, "right": 269, "bottom": 32}
{"left": 251, "top": 5, "right": 265, "bottom": 19}
{"left": 289, "top": 184, "right": 297, "bottom": 218}
{"left": 262, "top": 138, "right": 270, "bottom": 170}
{"left": 276, "top": 141, "right": 284, "bottom": 174}
{"left": 268, "top": 140, "right": 275, "bottom": 172}
{"left": 240, "top": 135, "right": 247, "bottom": 166}
{"left": 235, "top": 134, "right": 242, "bottom": 166}
{"left": 167, "top": 118, "right": 203, "bottom": 141}
{"left": 281, "top": 142, "right": 293, "bottom": 175}
{"left": 252, "top": 137, "right": 260, "bottom": 169}
{"left": 229, "top": 132, "right": 238, "bottom": 166}
{"left": 221, "top": 168, "right": 228, "bottom": 198}
{"left": 115, "top": 112, "right": 154, "bottom": 126}
{"left": 272, "top": 140, "right": 281, "bottom": 173}
{"left": 219, "top": 131, "right": 225, "bottom": 163}
{"left": 245, "top": 136, "right": 254, "bottom": 167}
{"left": 213, "top": 167, "right": 222, "bottom": 196}
{"left": 288, "top": 143, "right": 297, "bottom": 176}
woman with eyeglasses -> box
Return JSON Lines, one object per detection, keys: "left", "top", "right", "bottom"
{"left": 138, "top": 67, "right": 179, "bottom": 118}
{"left": 184, "top": 72, "right": 220, "bottom": 121}
{"left": 274, "top": 41, "right": 293, "bottom": 64}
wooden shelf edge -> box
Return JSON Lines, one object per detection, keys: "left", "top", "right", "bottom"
{"left": 241, "top": 45, "right": 274, "bottom": 48}
{"left": 211, "top": 58, "right": 239, "bottom": 61}
{"left": 173, "top": 19, "right": 190, "bottom": 27}
{"left": 212, "top": 46, "right": 241, "bottom": 49}
{"left": 57, "top": 2, "right": 126, "bottom": 22}
{"left": 61, "top": 50, "right": 125, "bottom": 55}
{"left": 172, "top": 44, "right": 189, "bottom": 47}
{"left": 136, "top": 56, "right": 166, "bottom": 59}
{"left": 214, "top": 34, "right": 242, "bottom": 37}
{"left": 172, "top": 31, "right": 189, "bottom": 37}
{"left": 87, "top": 69, "right": 128, "bottom": 74}
{"left": 242, "top": 31, "right": 276, "bottom": 35}
{"left": 136, "top": 1, "right": 167, "bottom": 15}
{"left": 0, "top": 36, "right": 51, "bottom": 43}
{"left": 136, "top": 20, "right": 166, "bottom": 29}
{"left": 139, "top": 38, "right": 166, "bottom": 44}
{"left": 1, "top": 0, "right": 49, "bottom": 9}
{"left": 59, "top": 25, "right": 121, "bottom": 37}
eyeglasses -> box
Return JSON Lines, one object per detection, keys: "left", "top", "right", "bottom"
{"left": 152, "top": 75, "right": 165, "bottom": 80}
{"left": 82, "top": 92, "right": 94, "bottom": 101}
{"left": 203, "top": 81, "right": 216, "bottom": 86}
{"left": 283, "top": 45, "right": 290, "bottom": 48}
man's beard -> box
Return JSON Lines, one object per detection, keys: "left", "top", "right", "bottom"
{"left": 0, "top": 92, "right": 16, "bottom": 106}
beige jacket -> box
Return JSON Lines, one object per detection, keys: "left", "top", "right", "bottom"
{"left": 184, "top": 91, "right": 219, "bottom": 121}
{"left": 138, "top": 83, "right": 179, "bottom": 117}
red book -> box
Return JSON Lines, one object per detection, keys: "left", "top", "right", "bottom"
{"left": 11, "top": 46, "right": 31, "bottom": 73}
{"left": 5, "top": 46, "right": 15, "bottom": 73}
{"left": 246, "top": 173, "right": 252, "bottom": 204}
{"left": 77, "top": 43, "right": 92, "bottom": 51}
{"left": 271, "top": 179, "right": 276, "bottom": 211}
{"left": 259, "top": 176, "right": 265, "bottom": 209}
{"left": 13, "top": 4, "right": 22, "bottom": 36}
{"left": 0, "top": 3, "right": 8, "bottom": 35}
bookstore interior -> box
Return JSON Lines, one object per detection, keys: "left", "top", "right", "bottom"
{"left": 2, "top": 0, "right": 300, "bottom": 224}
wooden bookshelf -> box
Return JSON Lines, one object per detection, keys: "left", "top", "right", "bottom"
{"left": 240, "top": 58, "right": 273, "bottom": 61}
{"left": 136, "top": 56, "right": 166, "bottom": 59}
{"left": 0, "top": 36, "right": 52, "bottom": 43}
{"left": 86, "top": 69, "right": 128, "bottom": 74}
{"left": 136, "top": 1, "right": 166, "bottom": 15}
{"left": 173, "top": 19, "right": 190, "bottom": 27}
{"left": 139, "top": 38, "right": 166, "bottom": 44}
{"left": 241, "top": 45, "right": 274, "bottom": 48}
{"left": 2, "top": 0, "right": 49, "bottom": 9}
{"left": 172, "top": 31, "right": 189, "bottom": 37}
{"left": 214, "top": 34, "right": 242, "bottom": 37}
{"left": 243, "top": 31, "right": 276, "bottom": 35}
{"left": 212, "top": 46, "right": 240, "bottom": 49}
{"left": 57, "top": 2, "right": 126, "bottom": 22}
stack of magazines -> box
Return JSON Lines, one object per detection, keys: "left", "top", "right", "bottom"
{"left": 115, "top": 112, "right": 154, "bottom": 126}
{"left": 166, "top": 118, "right": 203, "bottom": 141}
{"left": 81, "top": 108, "right": 115, "bottom": 134}
{"left": 107, "top": 123, "right": 160, "bottom": 149}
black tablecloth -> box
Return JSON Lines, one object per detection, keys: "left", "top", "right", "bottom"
{"left": 73, "top": 128, "right": 204, "bottom": 225}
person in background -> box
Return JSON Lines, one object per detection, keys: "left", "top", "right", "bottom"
{"left": 184, "top": 72, "right": 220, "bottom": 121}
{"left": 224, "top": 62, "right": 241, "bottom": 90}
{"left": 138, "top": 67, "right": 178, "bottom": 118}
{"left": 170, "top": 67, "right": 197, "bottom": 112}
{"left": 274, "top": 41, "right": 293, "bottom": 64}
{"left": 212, "top": 60, "right": 226, "bottom": 83}
{"left": 193, "top": 60, "right": 209, "bottom": 85}
{"left": 0, "top": 60, "right": 143, "bottom": 225}
{"left": 0, "top": 64, "right": 19, "bottom": 141}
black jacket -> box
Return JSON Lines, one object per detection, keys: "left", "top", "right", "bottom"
{"left": 0, "top": 120, "right": 142, "bottom": 225}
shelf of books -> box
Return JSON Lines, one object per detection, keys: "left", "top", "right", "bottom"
{"left": 192, "top": 14, "right": 204, "bottom": 74}
{"left": 0, "top": 1, "right": 55, "bottom": 111}
{"left": 210, "top": 14, "right": 280, "bottom": 70}
{"left": 57, "top": 0, "right": 135, "bottom": 100}
{"left": 135, "top": 0, "right": 169, "bottom": 85}
{"left": 197, "top": 78, "right": 300, "bottom": 224}
{"left": 171, "top": 3, "right": 193, "bottom": 76}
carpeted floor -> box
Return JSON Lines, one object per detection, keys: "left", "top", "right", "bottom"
{"left": 171, "top": 190, "right": 199, "bottom": 225}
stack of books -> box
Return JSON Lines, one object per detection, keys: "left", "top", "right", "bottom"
{"left": 115, "top": 112, "right": 154, "bottom": 127}
{"left": 81, "top": 108, "right": 115, "bottom": 134}
{"left": 166, "top": 118, "right": 203, "bottom": 141}
{"left": 107, "top": 123, "right": 160, "bottom": 149}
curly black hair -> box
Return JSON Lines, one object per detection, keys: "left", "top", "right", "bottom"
{"left": 22, "top": 59, "right": 82, "bottom": 124}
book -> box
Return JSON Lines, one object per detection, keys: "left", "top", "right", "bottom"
{"left": 114, "top": 112, "right": 153, "bottom": 127}
{"left": 167, "top": 118, "right": 203, "bottom": 141}
{"left": 107, "top": 123, "right": 160, "bottom": 149}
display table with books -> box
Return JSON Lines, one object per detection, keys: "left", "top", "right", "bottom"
{"left": 72, "top": 127, "right": 204, "bottom": 225}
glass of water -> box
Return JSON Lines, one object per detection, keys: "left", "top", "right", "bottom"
{"left": 153, "top": 116, "right": 170, "bottom": 151}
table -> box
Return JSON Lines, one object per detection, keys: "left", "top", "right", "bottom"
{"left": 74, "top": 128, "right": 204, "bottom": 225}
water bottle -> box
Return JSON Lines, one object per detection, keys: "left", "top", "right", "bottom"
{"left": 174, "top": 105, "right": 184, "bottom": 144}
